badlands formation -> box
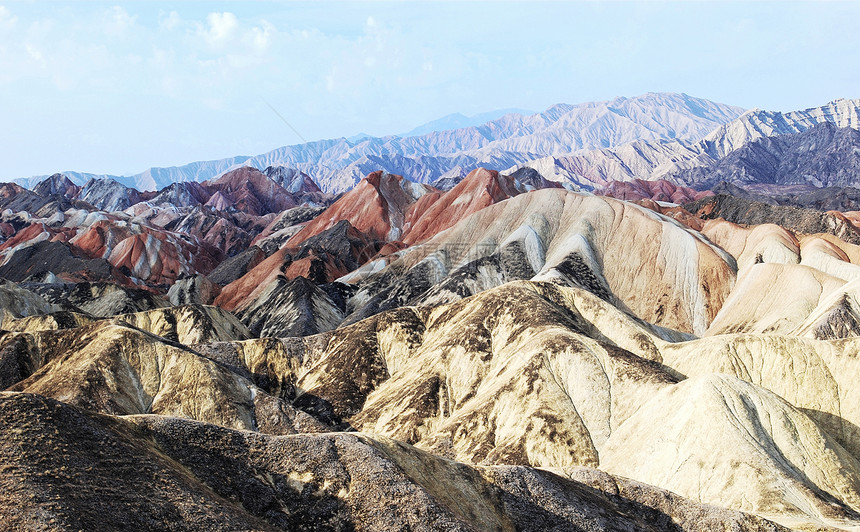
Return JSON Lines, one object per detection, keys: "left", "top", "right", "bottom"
{"left": 5, "top": 95, "right": 860, "bottom": 530}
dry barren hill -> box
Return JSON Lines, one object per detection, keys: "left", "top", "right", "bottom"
{"left": 0, "top": 392, "right": 787, "bottom": 531}
{"left": 7, "top": 95, "right": 860, "bottom": 530}
{"left": 1, "top": 277, "right": 860, "bottom": 529}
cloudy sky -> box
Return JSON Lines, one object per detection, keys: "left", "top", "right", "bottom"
{"left": 1, "top": 1, "right": 858, "bottom": 180}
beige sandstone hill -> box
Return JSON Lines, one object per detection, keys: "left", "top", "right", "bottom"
{"left": 242, "top": 280, "right": 860, "bottom": 529}
{"left": 3, "top": 275, "right": 860, "bottom": 528}
{"left": 348, "top": 188, "right": 736, "bottom": 335}
{"left": 113, "top": 304, "right": 252, "bottom": 344}
{"left": 701, "top": 219, "right": 800, "bottom": 271}
{"left": 0, "top": 391, "right": 785, "bottom": 531}
{"left": 792, "top": 279, "right": 860, "bottom": 339}
{"left": 599, "top": 374, "right": 860, "bottom": 530}
{"left": 659, "top": 334, "right": 860, "bottom": 464}
{"left": 345, "top": 283, "right": 679, "bottom": 468}
{"left": 0, "top": 320, "right": 324, "bottom": 435}
{"left": 0, "top": 304, "right": 252, "bottom": 345}
{"left": 1, "top": 310, "right": 96, "bottom": 333}
{"left": 705, "top": 263, "right": 847, "bottom": 336}
{"left": 697, "top": 218, "right": 860, "bottom": 338}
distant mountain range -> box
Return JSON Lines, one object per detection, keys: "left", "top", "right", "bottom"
{"left": 399, "top": 108, "right": 534, "bottom": 137}
{"left": 14, "top": 93, "right": 860, "bottom": 201}
{"left": 514, "top": 98, "right": 860, "bottom": 190}
{"left": 669, "top": 121, "right": 860, "bottom": 188}
{"left": 14, "top": 92, "right": 743, "bottom": 193}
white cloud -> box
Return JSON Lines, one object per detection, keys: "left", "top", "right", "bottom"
{"left": 104, "top": 6, "right": 136, "bottom": 37}
{"left": 200, "top": 12, "right": 238, "bottom": 47}
{"left": 24, "top": 43, "right": 43, "bottom": 65}
{"left": 249, "top": 20, "right": 274, "bottom": 52}
{"left": 0, "top": 5, "right": 17, "bottom": 29}
{"left": 159, "top": 10, "right": 180, "bottom": 32}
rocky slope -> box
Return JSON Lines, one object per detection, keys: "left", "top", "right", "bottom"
{"left": 214, "top": 168, "right": 551, "bottom": 335}
{"left": 2, "top": 275, "right": 856, "bottom": 528}
{"left": 670, "top": 121, "right": 860, "bottom": 188}
{"left": 341, "top": 187, "right": 735, "bottom": 336}
{"left": 8, "top": 95, "right": 860, "bottom": 530}
{"left": 511, "top": 98, "right": 860, "bottom": 191}
{"left": 701, "top": 97, "right": 860, "bottom": 158}
{"left": 596, "top": 178, "right": 712, "bottom": 204}
{"left": 0, "top": 392, "right": 784, "bottom": 531}
{"left": 0, "top": 167, "right": 334, "bottom": 288}
{"left": 684, "top": 194, "right": 860, "bottom": 245}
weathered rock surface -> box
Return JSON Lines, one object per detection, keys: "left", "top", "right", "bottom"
{"left": 0, "top": 392, "right": 785, "bottom": 531}
{"left": 3, "top": 274, "right": 860, "bottom": 528}
{"left": 216, "top": 168, "right": 543, "bottom": 325}
{"left": 237, "top": 276, "right": 345, "bottom": 338}
{"left": 671, "top": 122, "right": 860, "bottom": 189}
{"left": 0, "top": 280, "right": 57, "bottom": 325}
{"left": 114, "top": 304, "right": 251, "bottom": 345}
{"left": 705, "top": 262, "right": 846, "bottom": 336}
{"left": 23, "top": 281, "right": 168, "bottom": 317}
{"left": 218, "top": 280, "right": 860, "bottom": 528}
{"left": 709, "top": 180, "right": 860, "bottom": 212}
{"left": 0, "top": 317, "right": 299, "bottom": 432}
{"left": 168, "top": 274, "right": 221, "bottom": 306}
{"left": 346, "top": 188, "right": 735, "bottom": 335}
{"left": 509, "top": 98, "right": 860, "bottom": 192}
{"left": 32, "top": 173, "right": 81, "bottom": 198}
{"left": 284, "top": 170, "right": 437, "bottom": 245}
{"left": 685, "top": 194, "right": 860, "bottom": 245}
{"left": 77, "top": 177, "right": 144, "bottom": 212}
{"left": 0, "top": 239, "right": 125, "bottom": 284}
{"left": 600, "top": 374, "right": 860, "bottom": 529}
{"left": 9, "top": 95, "right": 860, "bottom": 530}
{"left": 597, "top": 178, "right": 712, "bottom": 204}
{"left": 202, "top": 167, "right": 299, "bottom": 216}
{"left": 206, "top": 246, "right": 266, "bottom": 286}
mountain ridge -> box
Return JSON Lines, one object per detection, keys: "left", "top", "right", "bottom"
{"left": 14, "top": 92, "right": 744, "bottom": 193}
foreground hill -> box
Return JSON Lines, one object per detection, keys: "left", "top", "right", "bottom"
{"left": 2, "top": 278, "right": 859, "bottom": 528}
{"left": 0, "top": 392, "right": 784, "bottom": 531}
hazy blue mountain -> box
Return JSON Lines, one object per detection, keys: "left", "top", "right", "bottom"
{"left": 400, "top": 108, "right": 533, "bottom": 137}
{"left": 15, "top": 92, "right": 744, "bottom": 193}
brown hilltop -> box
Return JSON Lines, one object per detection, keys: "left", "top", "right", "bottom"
{"left": 284, "top": 170, "right": 439, "bottom": 245}
{"left": 598, "top": 178, "right": 712, "bottom": 204}
{"left": 402, "top": 168, "right": 525, "bottom": 245}
{"left": 216, "top": 168, "right": 536, "bottom": 326}
{"left": 203, "top": 167, "right": 299, "bottom": 216}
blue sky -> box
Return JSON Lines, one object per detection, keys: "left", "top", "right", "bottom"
{"left": 1, "top": 1, "right": 858, "bottom": 180}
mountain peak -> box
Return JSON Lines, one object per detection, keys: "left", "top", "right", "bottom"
{"left": 13, "top": 92, "right": 744, "bottom": 194}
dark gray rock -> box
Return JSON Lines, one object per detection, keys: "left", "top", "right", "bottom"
{"left": 208, "top": 246, "right": 266, "bottom": 286}
{"left": 684, "top": 194, "right": 860, "bottom": 245}
{"left": 675, "top": 122, "right": 860, "bottom": 189}
{"left": 0, "top": 241, "right": 117, "bottom": 283}
{"left": 24, "top": 281, "right": 168, "bottom": 317}
{"left": 168, "top": 275, "right": 221, "bottom": 306}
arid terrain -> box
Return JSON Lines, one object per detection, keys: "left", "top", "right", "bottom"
{"left": 4, "top": 94, "right": 860, "bottom": 530}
